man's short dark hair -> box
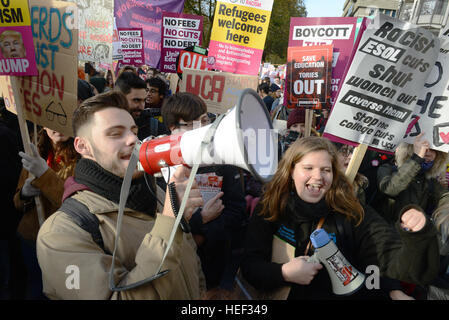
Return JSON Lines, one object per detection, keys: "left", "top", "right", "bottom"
{"left": 114, "top": 72, "right": 146, "bottom": 95}
{"left": 72, "top": 91, "right": 129, "bottom": 136}
{"left": 161, "top": 92, "right": 207, "bottom": 130}
{"left": 145, "top": 77, "right": 167, "bottom": 98}
{"left": 258, "top": 82, "right": 270, "bottom": 95}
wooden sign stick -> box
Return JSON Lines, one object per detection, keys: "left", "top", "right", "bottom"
{"left": 169, "top": 73, "right": 179, "bottom": 94}
{"left": 11, "top": 76, "right": 46, "bottom": 227}
{"left": 304, "top": 108, "right": 312, "bottom": 138}
{"left": 345, "top": 143, "right": 368, "bottom": 184}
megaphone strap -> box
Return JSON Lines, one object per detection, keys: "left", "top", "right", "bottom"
{"left": 108, "top": 113, "right": 229, "bottom": 291}
{"left": 304, "top": 217, "right": 326, "bottom": 256}
{"left": 108, "top": 141, "right": 172, "bottom": 291}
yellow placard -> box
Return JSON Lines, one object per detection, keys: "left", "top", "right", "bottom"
{"left": 0, "top": 0, "right": 31, "bottom": 27}
{"left": 210, "top": 2, "right": 271, "bottom": 49}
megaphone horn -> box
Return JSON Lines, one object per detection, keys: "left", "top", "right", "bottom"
{"left": 139, "top": 88, "right": 278, "bottom": 182}
{"left": 309, "top": 229, "right": 365, "bottom": 296}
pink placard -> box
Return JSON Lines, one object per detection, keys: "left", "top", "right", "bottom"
{"left": 160, "top": 11, "right": 203, "bottom": 73}
{"left": 0, "top": 26, "right": 38, "bottom": 76}
{"left": 207, "top": 40, "right": 263, "bottom": 76}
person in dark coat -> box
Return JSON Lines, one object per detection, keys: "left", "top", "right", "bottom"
{"left": 241, "top": 136, "right": 440, "bottom": 300}
{"left": 0, "top": 105, "right": 26, "bottom": 299}
{"left": 258, "top": 83, "right": 274, "bottom": 113}
{"left": 377, "top": 133, "right": 449, "bottom": 224}
{"left": 162, "top": 92, "right": 248, "bottom": 295}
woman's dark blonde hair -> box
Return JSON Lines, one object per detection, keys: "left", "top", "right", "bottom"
{"left": 260, "top": 136, "right": 364, "bottom": 226}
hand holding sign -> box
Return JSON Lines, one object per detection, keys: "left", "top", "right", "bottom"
{"left": 413, "top": 133, "right": 430, "bottom": 158}
{"left": 19, "top": 143, "right": 48, "bottom": 178}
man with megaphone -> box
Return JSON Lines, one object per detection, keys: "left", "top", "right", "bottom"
{"left": 36, "top": 91, "right": 205, "bottom": 299}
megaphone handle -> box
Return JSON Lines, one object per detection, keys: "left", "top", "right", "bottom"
{"left": 307, "top": 252, "right": 320, "bottom": 264}
{"left": 168, "top": 182, "right": 191, "bottom": 233}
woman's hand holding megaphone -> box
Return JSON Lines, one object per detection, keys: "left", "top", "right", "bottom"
{"left": 162, "top": 166, "right": 204, "bottom": 221}
{"left": 281, "top": 256, "right": 323, "bottom": 285}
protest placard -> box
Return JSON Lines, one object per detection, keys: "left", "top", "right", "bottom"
{"left": 160, "top": 12, "right": 203, "bottom": 73}
{"left": 1, "top": 0, "right": 78, "bottom": 137}
{"left": 323, "top": 14, "right": 439, "bottom": 154}
{"left": 207, "top": 0, "right": 273, "bottom": 76}
{"left": 176, "top": 46, "right": 208, "bottom": 78}
{"left": 76, "top": 0, "right": 113, "bottom": 63}
{"left": 285, "top": 45, "right": 333, "bottom": 109}
{"left": 287, "top": 17, "right": 366, "bottom": 108}
{"left": 114, "top": 0, "right": 184, "bottom": 67}
{"left": 0, "top": 0, "right": 38, "bottom": 76}
{"left": 112, "top": 18, "right": 121, "bottom": 60}
{"left": 179, "top": 68, "right": 258, "bottom": 114}
{"left": 116, "top": 28, "right": 144, "bottom": 68}
{"left": 402, "top": 24, "right": 449, "bottom": 152}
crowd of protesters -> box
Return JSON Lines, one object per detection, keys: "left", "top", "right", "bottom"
{"left": 0, "top": 63, "right": 448, "bottom": 301}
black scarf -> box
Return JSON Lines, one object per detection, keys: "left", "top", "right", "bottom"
{"left": 74, "top": 158, "right": 156, "bottom": 216}
{"left": 287, "top": 191, "right": 330, "bottom": 224}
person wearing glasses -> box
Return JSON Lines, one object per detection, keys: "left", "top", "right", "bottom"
{"left": 333, "top": 142, "right": 368, "bottom": 205}
{"left": 145, "top": 77, "right": 168, "bottom": 123}
{"left": 115, "top": 72, "right": 169, "bottom": 140}
{"left": 161, "top": 92, "right": 248, "bottom": 298}
{"left": 334, "top": 141, "right": 415, "bottom": 300}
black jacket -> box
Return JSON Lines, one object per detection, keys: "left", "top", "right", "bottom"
{"left": 241, "top": 194, "right": 440, "bottom": 300}
{"left": 135, "top": 112, "right": 169, "bottom": 141}
{"left": 377, "top": 154, "right": 449, "bottom": 223}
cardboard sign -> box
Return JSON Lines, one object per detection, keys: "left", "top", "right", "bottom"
{"left": 285, "top": 45, "right": 333, "bottom": 109}
{"left": 116, "top": 28, "right": 144, "bottom": 68}
{"left": 207, "top": 0, "right": 273, "bottom": 76}
{"left": 2, "top": 0, "right": 78, "bottom": 137}
{"left": 179, "top": 68, "right": 258, "bottom": 114}
{"left": 324, "top": 15, "right": 439, "bottom": 153}
{"left": 403, "top": 24, "right": 449, "bottom": 152}
{"left": 76, "top": 0, "right": 113, "bottom": 63}
{"left": 0, "top": 0, "right": 38, "bottom": 76}
{"left": 160, "top": 12, "right": 203, "bottom": 73}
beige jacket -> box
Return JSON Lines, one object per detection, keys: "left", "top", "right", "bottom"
{"left": 14, "top": 166, "right": 74, "bottom": 242}
{"left": 36, "top": 189, "right": 205, "bottom": 300}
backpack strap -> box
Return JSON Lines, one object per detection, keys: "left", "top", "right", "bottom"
{"left": 59, "top": 197, "right": 110, "bottom": 255}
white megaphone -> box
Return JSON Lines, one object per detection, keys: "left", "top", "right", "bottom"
{"left": 138, "top": 88, "right": 278, "bottom": 182}
{"left": 308, "top": 229, "right": 365, "bottom": 296}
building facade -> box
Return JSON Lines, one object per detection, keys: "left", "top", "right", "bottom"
{"left": 398, "top": 0, "right": 449, "bottom": 34}
{"left": 343, "top": 0, "right": 401, "bottom": 18}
